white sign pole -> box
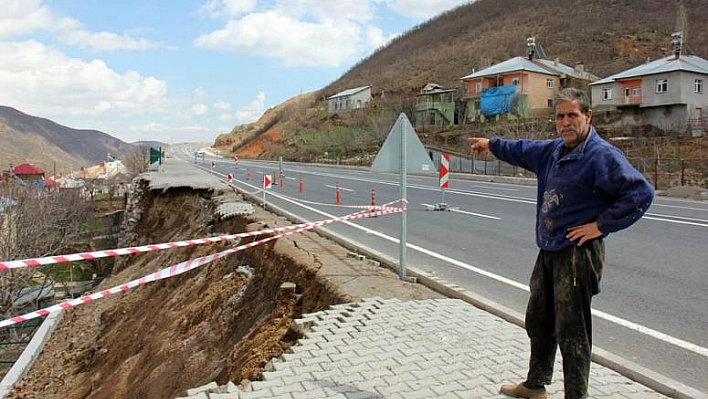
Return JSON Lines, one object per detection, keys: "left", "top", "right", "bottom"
{"left": 262, "top": 173, "right": 269, "bottom": 207}
{"left": 399, "top": 115, "right": 408, "bottom": 280}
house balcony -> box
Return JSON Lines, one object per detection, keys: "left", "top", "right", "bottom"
{"left": 618, "top": 94, "right": 642, "bottom": 106}
{"left": 416, "top": 101, "right": 454, "bottom": 113}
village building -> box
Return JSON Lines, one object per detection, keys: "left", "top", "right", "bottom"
{"left": 589, "top": 32, "right": 708, "bottom": 136}
{"left": 415, "top": 83, "right": 457, "bottom": 128}
{"left": 3, "top": 163, "right": 57, "bottom": 189}
{"left": 460, "top": 38, "right": 598, "bottom": 123}
{"left": 327, "top": 85, "right": 372, "bottom": 113}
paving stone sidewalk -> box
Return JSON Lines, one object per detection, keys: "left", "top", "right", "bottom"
{"left": 180, "top": 297, "right": 669, "bottom": 399}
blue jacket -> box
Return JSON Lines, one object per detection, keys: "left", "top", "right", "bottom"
{"left": 490, "top": 127, "right": 654, "bottom": 251}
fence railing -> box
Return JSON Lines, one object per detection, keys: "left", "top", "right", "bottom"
{"left": 426, "top": 147, "right": 706, "bottom": 190}
{"left": 628, "top": 157, "right": 707, "bottom": 190}
{"left": 305, "top": 142, "right": 706, "bottom": 191}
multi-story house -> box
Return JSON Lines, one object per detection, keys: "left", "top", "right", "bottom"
{"left": 589, "top": 33, "right": 708, "bottom": 135}
{"left": 460, "top": 38, "right": 598, "bottom": 122}
{"left": 327, "top": 85, "right": 372, "bottom": 113}
{"left": 415, "top": 83, "right": 456, "bottom": 128}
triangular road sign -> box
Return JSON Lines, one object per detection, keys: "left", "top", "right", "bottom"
{"left": 370, "top": 113, "right": 436, "bottom": 173}
{"left": 263, "top": 174, "right": 272, "bottom": 189}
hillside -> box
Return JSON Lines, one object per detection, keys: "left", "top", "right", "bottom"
{"left": 325, "top": 0, "right": 706, "bottom": 95}
{"left": 214, "top": 0, "right": 707, "bottom": 160}
{"left": 0, "top": 106, "right": 136, "bottom": 174}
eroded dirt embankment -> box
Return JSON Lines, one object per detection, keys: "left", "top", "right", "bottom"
{"left": 7, "top": 181, "right": 350, "bottom": 399}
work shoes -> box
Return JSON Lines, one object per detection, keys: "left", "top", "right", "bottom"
{"left": 499, "top": 382, "right": 548, "bottom": 399}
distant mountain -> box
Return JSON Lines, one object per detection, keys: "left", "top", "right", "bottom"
{"left": 0, "top": 105, "right": 136, "bottom": 174}
{"left": 133, "top": 140, "right": 169, "bottom": 149}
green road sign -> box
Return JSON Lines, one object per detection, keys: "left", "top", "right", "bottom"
{"left": 150, "top": 147, "right": 162, "bottom": 165}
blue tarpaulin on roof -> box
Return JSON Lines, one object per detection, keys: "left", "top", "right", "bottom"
{"left": 480, "top": 85, "right": 516, "bottom": 116}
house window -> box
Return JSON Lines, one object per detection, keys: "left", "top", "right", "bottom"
{"left": 547, "top": 99, "right": 554, "bottom": 108}
{"left": 475, "top": 82, "right": 482, "bottom": 94}
{"left": 547, "top": 79, "right": 554, "bottom": 89}
{"left": 512, "top": 77, "right": 520, "bottom": 86}
{"left": 656, "top": 79, "right": 668, "bottom": 93}
{"left": 602, "top": 88, "right": 613, "bottom": 100}
{"left": 632, "top": 87, "right": 641, "bottom": 96}
{"left": 695, "top": 79, "right": 703, "bottom": 94}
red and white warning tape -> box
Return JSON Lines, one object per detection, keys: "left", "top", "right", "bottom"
{"left": 0, "top": 207, "right": 402, "bottom": 328}
{"left": 0, "top": 202, "right": 404, "bottom": 271}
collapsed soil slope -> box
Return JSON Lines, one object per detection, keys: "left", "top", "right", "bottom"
{"left": 7, "top": 178, "right": 440, "bottom": 399}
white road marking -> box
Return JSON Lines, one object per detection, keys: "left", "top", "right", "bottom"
{"left": 646, "top": 212, "right": 708, "bottom": 223}
{"left": 325, "top": 184, "right": 354, "bottom": 192}
{"left": 420, "top": 203, "right": 500, "bottom": 220}
{"left": 643, "top": 215, "right": 708, "bottom": 228}
{"left": 450, "top": 208, "right": 501, "bottom": 220}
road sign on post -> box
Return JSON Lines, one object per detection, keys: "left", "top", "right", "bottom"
{"left": 440, "top": 152, "right": 450, "bottom": 190}
{"left": 262, "top": 174, "right": 272, "bottom": 207}
{"left": 149, "top": 147, "right": 162, "bottom": 165}
{"left": 433, "top": 153, "right": 451, "bottom": 211}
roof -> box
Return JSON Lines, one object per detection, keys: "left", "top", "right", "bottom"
{"left": 13, "top": 163, "right": 45, "bottom": 175}
{"left": 75, "top": 161, "right": 128, "bottom": 180}
{"left": 461, "top": 56, "right": 598, "bottom": 81}
{"left": 534, "top": 59, "right": 599, "bottom": 80}
{"left": 591, "top": 54, "right": 708, "bottom": 85}
{"left": 419, "top": 83, "right": 456, "bottom": 95}
{"left": 328, "top": 85, "right": 371, "bottom": 100}
{"left": 43, "top": 178, "right": 58, "bottom": 187}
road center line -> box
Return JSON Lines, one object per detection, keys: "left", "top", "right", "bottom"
{"left": 325, "top": 184, "right": 354, "bottom": 192}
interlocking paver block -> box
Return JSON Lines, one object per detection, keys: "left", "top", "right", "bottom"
{"left": 192, "top": 299, "right": 673, "bottom": 399}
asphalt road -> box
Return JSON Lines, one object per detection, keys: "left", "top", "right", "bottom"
{"left": 175, "top": 147, "right": 708, "bottom": 394}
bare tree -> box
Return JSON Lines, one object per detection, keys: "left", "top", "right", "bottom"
{"left": 0, "top": 184, "right": 92, "bottom": 324}
{"left": 124, "top": 145, "right": 150, "bottom": 177}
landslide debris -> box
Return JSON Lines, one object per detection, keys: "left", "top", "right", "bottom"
{"left": 7, "top": 178, "right": 440, "bottom": 399}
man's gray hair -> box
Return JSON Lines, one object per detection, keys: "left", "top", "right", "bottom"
{"left": 554, "top": 88, "right": 591, "bottom": 114}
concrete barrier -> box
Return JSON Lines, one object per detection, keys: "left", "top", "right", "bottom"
{"left": 0, "top": 311, "right": 64, "bottom": 398}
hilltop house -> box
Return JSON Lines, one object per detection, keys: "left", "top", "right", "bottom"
{"left": 460, "top": 38, "right": 598, "bottom": 122}
{"left": 327, "top": 85, "right": 372, "bottom": 113}
{"left": 589, "top": 32, "right": 708, "bottom": 136}
{"left": 415, "top": 83, "right": 457, "bottom": 128}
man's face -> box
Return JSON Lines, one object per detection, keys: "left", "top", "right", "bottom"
{"left": 555, "top": 100, "right": 592, "bottom": 148}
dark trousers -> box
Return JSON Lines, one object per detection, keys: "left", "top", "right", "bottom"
{"left": 524, "top": 239, "right": 604, "bottom": 399}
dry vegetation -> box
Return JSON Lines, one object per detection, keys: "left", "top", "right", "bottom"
{"left": 327, "top": 0, "right": 706, "bottom": 96}
{"left": 211, "top": 0, "right": 707, "bottom": 187}
{"left": 215, "top": 0, "right": 708, "bottom": 186}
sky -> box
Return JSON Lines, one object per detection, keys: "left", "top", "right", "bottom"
{"left": 0, "top": 0, "right": 472, "bottom": 144}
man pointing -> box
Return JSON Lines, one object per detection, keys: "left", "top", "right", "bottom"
{"left": 469, "top": 88, "right": 654, "bottom": 399}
